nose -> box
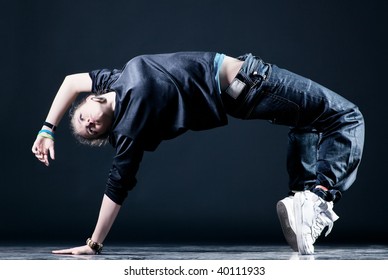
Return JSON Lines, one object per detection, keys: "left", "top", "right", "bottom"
{"left": 86, "top": 117, "right": 94, "bottom": 125}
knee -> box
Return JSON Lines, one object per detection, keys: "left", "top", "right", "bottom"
{"left": 340, "top": 104, "right": 365, "bottom": 143}
{"left": 347, "top": 105, "right": 364, "bottom": 127}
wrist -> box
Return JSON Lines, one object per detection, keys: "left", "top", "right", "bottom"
{"left": 38, "top": 129, "right": 55, "bottom": 141}
{"left": 86, "top": 237, "right": 103, "bottom": 254}
{"left": 41, "top": 126, "right": 55, "bottom": 133}
{"left": 43, "top": 121, "right": 57, "bottom": 132}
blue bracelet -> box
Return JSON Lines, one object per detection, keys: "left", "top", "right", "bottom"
{"left": 39, "top": 129, "right": 55, "bottom": 137}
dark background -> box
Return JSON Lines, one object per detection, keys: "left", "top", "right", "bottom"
{"left": 1, "top": 0, "right": 387, "bottom": 247}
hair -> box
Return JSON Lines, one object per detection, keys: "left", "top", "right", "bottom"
{"left": 69, "top": 95, "right": 110, "bottom": 147}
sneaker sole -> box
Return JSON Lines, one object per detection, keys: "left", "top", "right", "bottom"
{"left": 276, "top": 201, "right": 298, "bottom": 252}
{"left": 294, "top": 192, "right": 314, "bottom": 255}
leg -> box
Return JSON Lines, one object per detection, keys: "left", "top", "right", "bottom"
{"left": 222, "top": 54, "right": 365, "bottom": 254}
{"left": 260, "top": 65, "right": 364, "bottom": 254}
{"left": 243, "top": 63, "right": 364, "bottom": 195}
{"left": 224, "top": 57, "right": 364, "bottom": 192}
{"left": 287, "top": 127, "right": 320, "bottom": 192}
{"left": 278, "top": 127, "right": 320, "bottom": 252}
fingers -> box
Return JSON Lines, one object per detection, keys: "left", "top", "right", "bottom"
{"left": 43, "top": 153, "right": 49, "bottom": 166}
{"left": 52, "top": 248, "right": 84, "bottom": 255}
{"left": 49, "top": 145, "right": 55, "bottom": 160}
{"left": 32, "top": 137, "right": 55, "bottom": 166}
{"left": 52, "top": 246, "right": 95, "bottom": 255}
{"left": 33, "top": 150, "right": 49, "bottom": 166}
{"left": 52, "top": 249, "right": 73, "bottom": 254}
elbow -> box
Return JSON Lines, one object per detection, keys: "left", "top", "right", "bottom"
{"left": 62, "top": 73, "right": 92, "bottom": 93}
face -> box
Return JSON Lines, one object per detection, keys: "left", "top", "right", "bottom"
{"left": 73, "top": 96, "right": 113, "bottom": 139}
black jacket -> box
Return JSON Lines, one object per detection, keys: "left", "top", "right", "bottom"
{"left": 89, "top": 52, "right": 228, "bottom": 204}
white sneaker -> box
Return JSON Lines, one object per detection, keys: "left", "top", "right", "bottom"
{"left": 276, "top": 196, "right": 298, "bottom": 252}
{"left": 294, "top": 190, "right": 339, "bottom": 255}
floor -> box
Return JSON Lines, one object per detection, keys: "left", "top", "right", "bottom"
{"left": 0, "top": 244, "right": 387, "bottom": 260}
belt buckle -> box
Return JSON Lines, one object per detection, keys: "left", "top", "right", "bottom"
{"left": 225, "top": 78, "right": 246, "bottom": 99}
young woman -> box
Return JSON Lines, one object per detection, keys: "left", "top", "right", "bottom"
{"left": 31, "top": 52, "right": 364, "bottom": 255}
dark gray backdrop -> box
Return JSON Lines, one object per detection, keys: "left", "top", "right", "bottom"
{"left": 1, "top": 0, "right": 387, "bottom": 246}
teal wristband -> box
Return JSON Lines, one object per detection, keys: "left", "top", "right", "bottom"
{"left": 38, "top": 129, "right": 55, "bottom": 141}
{"left": 39, "top": 129, "right": 54, "bottom": 137}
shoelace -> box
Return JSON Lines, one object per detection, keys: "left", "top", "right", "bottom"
{"left": 310, "top": 199, "right": 338, "bottom": 241}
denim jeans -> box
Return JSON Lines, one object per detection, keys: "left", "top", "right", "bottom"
{"left": 222, "top": 54, "right": 365, "bottom": 198}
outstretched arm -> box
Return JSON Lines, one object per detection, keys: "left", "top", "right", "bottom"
{"left": 31, "top": 73, "right": 92, "bottom": 166}
{"left": 52, "top": 194, "right": 121, "bottom": 255}
{"left": 32, "top": 73, "right": 121, "bottom": 255}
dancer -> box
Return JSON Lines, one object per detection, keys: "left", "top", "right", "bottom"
{"left": 32, "top": 52, "right": 364, "bottom": 255}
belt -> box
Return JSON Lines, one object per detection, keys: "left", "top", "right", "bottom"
{"left": 225, "top": 74, "right": 248, "bottom": 99}
{"left": 224, "top": 67, "right": 269, "bottom": 100}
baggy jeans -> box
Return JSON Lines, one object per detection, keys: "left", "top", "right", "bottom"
{"left": 221, "top": 54, "right": 365, "bottom": 198}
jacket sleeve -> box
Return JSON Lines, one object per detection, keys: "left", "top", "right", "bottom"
{"left": 89, "top": 68, "right": 122, "bottom": 94}
{"left": 105, "top": 135, "right": 144, "bottom": 205}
